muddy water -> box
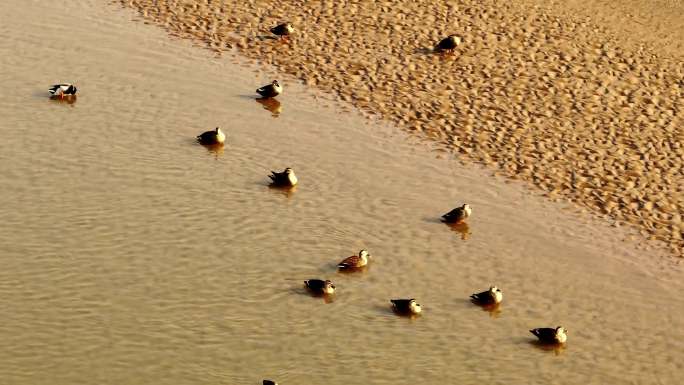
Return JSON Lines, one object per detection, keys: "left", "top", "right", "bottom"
{"left": 0, "top": 1, "right": 682, "bottom": 384}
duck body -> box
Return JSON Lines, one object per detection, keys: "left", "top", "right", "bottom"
{"left": 530, "top": 326, "right": 568, "bottom": 344}
{"left": 442, "top": 204, "right": 472, "bottom": 224}
{"left": 338, "top": 249, "right": 370, "bottom": 269}
{"left": 48, "top": 83, "right": 77, "bottom": 98}
{"left": 435, "top": 35, "right": 462, "bottom": 52}
{"left": 269, "top": 167, "right": 298, "bottom": 187}
{"left": 197, "top": 127, "right": 226, "bottom": 145}
{"left": 270, "top": 22, "right": 294, "bottom": 38}
{"left": 257, "top": 80, "right": 282, "bottom": 98}
{"left": 391, "top": 298, "right": 422, "bottom": 315}
{"left": 471, "top": 286, "right": 503, "bottom": 305}
{"left": 263, "top": 380, "right": 278, "bottom": 385}
{"left": 305, "top": 279, "right": 336, "bottom": 295}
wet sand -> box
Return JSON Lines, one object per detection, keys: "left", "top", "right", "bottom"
{"left": 118, "top": 0, "right": 684, "bottom": 256}
{"left": 1, "top": 0, "right": 684, "bottom": 384}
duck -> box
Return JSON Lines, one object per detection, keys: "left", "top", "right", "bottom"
{"left": 337, "top": 249, "right": 370, "bottom": 270}
{"left": 305, "top": 279, "right": 335, "bottom": 295}
{"left": 470, "top": 286, "right": 503, "bottom": 305}
{"left": 434, "top": 34, "right": 462, "bottom": 53}
{"left": 263, "top": 380, "right": 278, "bottom": 385}
{"left": 442, "top": 204, "right": 472, "bottom": 224}
{"left": 270, "top": 22, "right": 294, "bottom": 39}
{"left": 196, "top": 127, "right": 226, "bottom": 145}
{"left": 256, "top": 80, "right": 282, "bottom": 98}
{"left": 48, "top": 83, "right": 77, "bottom": 98}
{"left": 391, "top": 299, "right": 422, "bottom": 315}
{"left": 530, "top": 326, "right": 568, "bottom": 344}
{"left": 269, "top": 167, "right": 298, "bottom": 187}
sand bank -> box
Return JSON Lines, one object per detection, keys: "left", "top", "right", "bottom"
{"left": 118, "top": 0, "right": 684, "bottom": 256}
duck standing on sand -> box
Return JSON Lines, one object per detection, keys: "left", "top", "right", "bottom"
{"left": 434, "top": 34, "right": 462, "bottom": 54}
{"left": 391, "top": 299, "right": 422, "bottom": 315}
{"left": 470, "top": 286, "right": 503, "bottom": 305}
{"left": 269, "top": 167, "right": 298, "bottom": 187}
{"left": 256, "top": 80, "right": 282, "bottom": 99}
{"left": 270, "top": 22, "right": 294, "bottom": 39}
{"left": 442, "top": 204, "right": 472, "bottom": 224}
{"left": 305, "top": 279, "right": 336, "bottom": 295}
{"left": 196, "top": 127, "right": 226, "bottom": 145}
{"left": 48, "top": 83, "right": 77, "bottom": 98}
{"left": 338, "top": 249, "right": 370, "bottom": 270}
{"left": 530, "top": 326, "right": 568, "bottom": 344}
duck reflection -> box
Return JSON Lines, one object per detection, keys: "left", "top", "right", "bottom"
{"left": 447, "top": 222, "right": 471, "bottom": 240}
{"left": 268, "top": 184, "right": 297, "bottom": 198}
{"left": 203, "top": 143, "right": 224, "bottom": 159}
{"left": 256, "top": 97, "right": 282, "bottom": 117}
{"left": 529, "top": 340, "right": 566, "bottom": 356}
{"left": 50, "top": 95, "right": 77, "bottom": 105}
{"left": 480, "top": 303, "right": 502, "bottom": 318}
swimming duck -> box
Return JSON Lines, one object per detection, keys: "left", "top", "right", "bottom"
{"left": 305, "top": 279, "right": 335, "bottom": 295}
{"left": 442, "top": 204, "right": 472, "bottom": 224}
{"left": 257, "top": 80, "right": 283, "bottom": 98}
{"left": 48, "top": 83, "right": 77, "bottom": 98}
{"left": 270, "top": 22, "right": 294, "bottom": 39}
{"left": 196, "top": 127, "right": 226, "bottom": 145}
{"left": 337, "top": 249, "right": 370, "bottom": 270}
{"left": 530, "top": 326, "right": 568, "bottom": 344}
{"left": 263, "top": 380, "right": 278, "bottom": 385}
{"left": 269, "top": 167, "right": 298, "bottom": 187}
{"left": 470, "top": 286, "right": 503, "bottom": 305}
{"left": 391, "top": 299, "right": 422, "bottom": 315}
{"left": 434, "top": 35, "right": 462, "bottom": 53}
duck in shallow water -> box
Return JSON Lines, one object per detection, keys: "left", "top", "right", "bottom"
{"left": 530, "top": 326, "right": 568, "bottom": 344}
{"left": 269, "top": 167, "right": 298, "bottom": 187}
{"left": 257, "top": 80, "right": 282, "bottom": 98}
{"left": 263, "top": 380, "right": 278, "bottom": 385}
{"left": 337, "top": 249, "right": 370, "bottom": 270}
{"left": 391, "top": 299, "right": 422, "bottom": 315}
{"left": 442, "top": 203, "right": 472, "bottom": 224}
{"left": 434, "top": 34, "right": 462, "bottom": 53}
{"left": 196, "top": 127, "right": 226, "bottom": 145}
{"left": 470, "top": 286, "right": 503, "bottom": 305}
{"left": 48, "top": 83, "right": 77, "bottom": 98}
{"left": 270, "top": 22, "right": 294, "bottom": 39}
{"left": 304, "top": 279, "right": 335, "bottom": 295}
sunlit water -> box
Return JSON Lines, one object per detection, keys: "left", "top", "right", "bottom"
{"left": 0, "top": 1, "right": 682, "bottom": 384}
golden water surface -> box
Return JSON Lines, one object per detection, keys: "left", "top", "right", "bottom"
{"left": 0, "top": 1, "right": 682, "bottom": 384}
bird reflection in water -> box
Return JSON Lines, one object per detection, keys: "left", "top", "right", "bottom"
{"left": 268, "top": 184, "right": 297, "bottom": 198}
{"left": 529, "top": 340, "right": 566, "bottom": 356}
{"left": 447, "top": 222, "right": 471, "bottom": 240}
{"left": 203, "top": 143, "right": 224, "bottom": 159}
{"left": 256, "top": 97, "right": 282, "bottom": 117}
{"left": 480, "top": 303, "right": 502, "bottom": 319}
{"left": 50, "top": 95, "right": 77, "bottom": 106}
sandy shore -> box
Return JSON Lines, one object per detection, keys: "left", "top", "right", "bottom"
{"left": 118, "top": 0, "right": 684, "bottom": 256}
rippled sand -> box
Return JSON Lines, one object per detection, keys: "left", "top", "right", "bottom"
{"left": 1, "top": 1, "right": 684, "bottom": 384}
{"left": 118, "top": 0, "right": 684, "bottom": 256}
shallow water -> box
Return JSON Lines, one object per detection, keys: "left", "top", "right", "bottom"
{"left": 0, "top": 1, "right": 683, "bottom": 384}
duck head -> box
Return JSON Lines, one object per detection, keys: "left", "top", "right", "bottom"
{"left": 285, "top": 167, "right": 298, "bottom": 185}
{"left": 448, "top": 35, "right": 462, "bottom": 46}
{"left": 272, "top": 80, "right": 282, "bottom": 92}
{"left": 323, "top": 280, "right": 336, "bottom": 295}
{"left": 489, "top": 286, "right": 503, "bottom": 303}
{"left": 285, "top": 23, "right": 295, "bottom": 33}
{"left": 555, "top": 326, "right": 568, "bottom": 343}
{"left": 409, "top": 299, "right": 422, "bottom": 314}
{"left": 462, "top": 204, "right": 472, "bottom": 217}
{"left": 359, "top": 249, "right": 370, "bottom": 262}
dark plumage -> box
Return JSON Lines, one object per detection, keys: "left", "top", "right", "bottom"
{"left": 530, "top": 326, "right": 568, "bottom": 344}
{"left": 442, "top": 204, "right": 472, "bottom": 224}
{"left": 48, "top": 83, "right": 77, "bottom": 98}
{"left": 270, "top": 22, "right": 294, "bottom": 38}
{"left": 470, "top": 286, "right": 503, "bottom": 305}
{"left": 435, "top": 35, "right": 462, "bottom": 53}
{"left": 257, "top": 80, "right": 282, "bottom": 98}
{"left": 390, "top": 298, "right": 422, "bottom": 314}
{"left": 263, "top": 380, "right": 278, "bottom": 385}
{"left": 269, "top": 167, "right": 297, "bottom": 187}
{"left": 304, "top": 279, "right": 335, "bottom": 295}
{"left": 196, "top": 127, "right": 225, "bottom": 145}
